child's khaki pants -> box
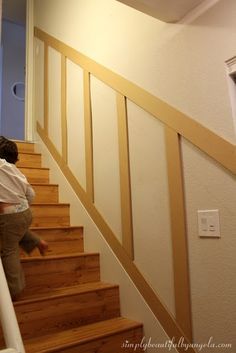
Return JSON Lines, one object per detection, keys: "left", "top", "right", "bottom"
{"left": 0, "top": 208, "right": 39, "bottom": 298}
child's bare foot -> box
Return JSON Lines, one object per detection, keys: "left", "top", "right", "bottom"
{"left": 37, "top": 239, "right": 49, "bottom": 256}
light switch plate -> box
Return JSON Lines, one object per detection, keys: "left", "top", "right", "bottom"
{"left": 197, "top": 209, "right": 220, "bottom": 238}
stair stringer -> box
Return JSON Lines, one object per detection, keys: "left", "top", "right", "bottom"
{"left": 35, "top": 132, "right": 179, "bottom": 353}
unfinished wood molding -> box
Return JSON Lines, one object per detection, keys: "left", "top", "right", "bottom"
{"left": 83, "top": 70, "right": 94, "bottom": 202}
{"left": 165, "top": 126, "right": 193, "bottom": 341}
{"left": 116, "top": 93, "right": 134, "bottom": 260}
{"left": 43, "top": 44, "right": 49, "bottom": 134}
{"left": 35, "top": 27, "right": 236, "bottom": 175}
{"left": 61, "top": 54, "right": 68, "bottom": 163}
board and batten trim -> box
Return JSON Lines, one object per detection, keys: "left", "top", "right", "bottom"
{"left": 37, "top": 121, "right": 197, "bottom": 353}
{"left": 35, "top": 27, "right": 236, "bottom": 175}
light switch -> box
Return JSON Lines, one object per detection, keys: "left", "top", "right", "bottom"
{"left": 197, "top": 210, "right": 220, "bottom": 238}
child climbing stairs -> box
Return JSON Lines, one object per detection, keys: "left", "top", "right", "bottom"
{"left": 1, "top": 141, "right": 143, "bottom": 353}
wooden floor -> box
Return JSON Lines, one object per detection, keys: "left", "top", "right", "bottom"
{"left": 0, "top": 141, "right": 143, "bottom": 353}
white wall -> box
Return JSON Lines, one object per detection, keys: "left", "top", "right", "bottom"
{"left": 33, "top": 0, "right": 236, "bottom": 352}
{"left": 1, "top": 20, "right": 26, "bottom": 139}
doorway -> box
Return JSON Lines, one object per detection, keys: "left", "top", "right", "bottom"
{"left": 0, "top": 0, "right": 26, "bottom": 140}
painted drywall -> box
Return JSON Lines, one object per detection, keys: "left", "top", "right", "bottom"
{"left": 90, "top": 76, "right": 122, "bottom": 242}
{"left": 33, "top": 0, "right": 236, "bottom": 351}
{"left": 48, "top": 47, "right": 62, "bottom": 153}
{"left": 182, "top": 140, "right": 236, "bottom": 351}
{"left": 127, "top": 100, "right": 175, "bottom": 315}
{"left": 67, "top": 60, "right": 86, "bottom": 190}
{"left": 1, "top": 20, "right": 25, "bottom": 139}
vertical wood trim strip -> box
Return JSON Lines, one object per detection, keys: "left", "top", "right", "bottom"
{"left": 116, "top": 93, "right": 134, "bottom": 260}
{"left": 61, "top": 54, "right": 68, "bottom": 163}
{"left": 83, "top": 70, "right": 94, "bottom": 202}
{"left": 165, "top": 126, "right": 192, "bottom": 341}
{"left": 44, "top": 44, "right": 49, "bottom": 134}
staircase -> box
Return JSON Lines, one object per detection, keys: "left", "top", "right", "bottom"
{"left": 1, "top": 141, "right": 143, "bottom": 353}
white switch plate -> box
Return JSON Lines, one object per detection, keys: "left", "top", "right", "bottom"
{"left": 197, "top": 209, "right": 220, "bottom": 238}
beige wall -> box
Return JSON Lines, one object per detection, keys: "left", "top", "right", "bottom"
{"left": 66, "top": 60, "right": 86, "bottom": 190}
{"left": 33, "top": 0, "right": 236, "bottom": 352}
{"left": 90, "top": 76, "right": 123, "bottom": 241}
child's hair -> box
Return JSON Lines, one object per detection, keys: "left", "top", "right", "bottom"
{"left": 0, "top": 136, "right": 19, "bottom": 164}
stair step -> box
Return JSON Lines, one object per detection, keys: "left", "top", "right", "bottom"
{"left": 31, "top": 203, "right": 70, "bottom": 227}
{"left": 11, "top": 140, "right": 144, "bottom": 351}
{"left": 19, "top": 166, "right": 50, "bottom": 184}
{"left": 21, "top": 253, "right": 100, "bottom": 296}
{"left": 24, "top": 317, "right": 143, "bottom": 353}
{"left": 32, "top": 183, "right": 59, "bottom": 203}
{"left": 15, "top": 141, "right": 35, "bottom": 153}
{"left": 20, "top": 226, "right": 84, "bottom": 256}
{"left": 15, "top": 282, "right": 120, "bottom": 340}
{"left": 17, "top": 281, "right": 116, "bottom": 301}
{"left": 17, "top": 152, "right": 42, "bottom": 168}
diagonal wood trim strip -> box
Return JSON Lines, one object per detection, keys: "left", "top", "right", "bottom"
{"left": 35, "top": 27, "right": 236, "bottom": 175}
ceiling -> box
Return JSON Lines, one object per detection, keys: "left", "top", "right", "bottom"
{"left": 117, "top": 0, "right": 206, "bottom": 22}
{"left": 1, "top": 0, "right": 205, "bottom": 26}
{"left": 2, "top": 0, "right": 26, "bottom": 26}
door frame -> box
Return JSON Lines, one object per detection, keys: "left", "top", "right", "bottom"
{"left": 25, "top": 0, "right": 34, "bottom": 141}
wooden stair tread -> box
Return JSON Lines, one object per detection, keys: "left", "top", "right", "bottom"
{"left": 18, "top": 152, "right": 41, "bottom": 156}
{"left": 21, "top": 252, "right": 98, "bottom": 262}
{"left": 15, "top": 141, "right": 35, "bottom": 153}
{"left": 14, "top": 282, "right": 118, "bottom": 303}
{"left": 30, "top": 225, "right": 83, "bottom": 230}
{"left": 19, "top": 166, "right": 49, "bottom": 170}
{"left": 31, "top": 183, "right": 59, "bottom": 186}
{"left": 32, "top": 203, "right": 70, "bottom": 206}
{"left": 20, "top": 226, "right": 84, "bottom": 257}
{"left": 24, "top": 317, "right": 142, "bottom": 353}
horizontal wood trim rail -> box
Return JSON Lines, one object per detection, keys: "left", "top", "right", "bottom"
{"left": 35, "top": 27, "right": 236, "bottom": 175}
{"left": 37, "top": 122, "right": 196, "bottom": 353}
